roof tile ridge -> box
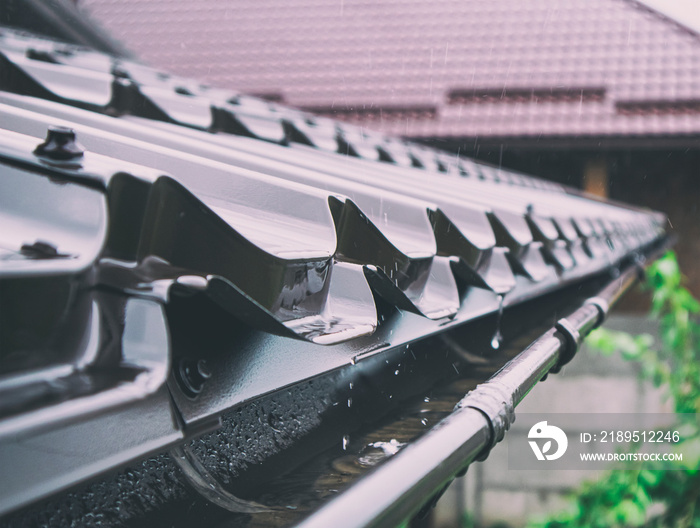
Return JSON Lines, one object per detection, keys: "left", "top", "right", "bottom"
{"left": 623, "top": 0, "right": 700, "bottom": 41}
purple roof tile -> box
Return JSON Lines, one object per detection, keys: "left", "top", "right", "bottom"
{"left": 80, "top": 0, "right": 700, "bottom": 142}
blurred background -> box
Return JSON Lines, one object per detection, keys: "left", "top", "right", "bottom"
{"left": 68, "top": 1, "right": 700, "bottom": 525}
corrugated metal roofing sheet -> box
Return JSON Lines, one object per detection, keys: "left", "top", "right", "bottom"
{"left": 0, "top": 26, "right": 668, "bottom": 521}
{"left": 0, "top": 28, "right": 665, "bottom": 348}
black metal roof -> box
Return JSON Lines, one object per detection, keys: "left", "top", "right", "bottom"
{"left": 0, "top": 26, "right": 669, "bottom": 526}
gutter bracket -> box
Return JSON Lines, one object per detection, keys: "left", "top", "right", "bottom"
{"left": 553, "top": 292, "right": 611, "bottom": 373}
{"left": 454, "top": 382, "right": 515, "bottom": 461}
{"left": 552, "top": 317, "right": 581, "bottom": 373}
{"left": 584, "top": 296, "right": 609, "bottom": 328}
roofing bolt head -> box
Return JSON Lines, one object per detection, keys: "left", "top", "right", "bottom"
{"left": 112, "top": 66, "right": 130, "bottom": 79}
{"left": 176, "top": 358, "right": 212, "bottom": 398}
{"left": 20, "top": 240, "right": 62, "bottom": 259}
{"left": 174, "top": 86, "right": 194, "bottom": 96}
{"left": 114, "top": 77, "right": 134, "bottom": 89}
{"left": 196, "top": 360, "right": 212, "bottom": 380}
{"left": 34, "top": 126, "right": 84, "bottom": 161}
{"left": 26, "top": 48, "right": 58, "bottom": 64}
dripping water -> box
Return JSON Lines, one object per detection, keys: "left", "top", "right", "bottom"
{"left": 490, "top": 294, "right": 505, "bottom": 350}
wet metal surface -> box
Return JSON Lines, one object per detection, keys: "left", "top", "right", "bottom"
{"left": 0, "top": 25, "right": 669, "bottom": 523}
{"left": 204, "top": 293, "right": 577, "bottom": 528}
{"left": 1, "top": 271, "right": 615, "bottom": 527}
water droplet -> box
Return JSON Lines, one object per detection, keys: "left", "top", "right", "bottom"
{"left": 350, "top": 356, "right": 357, "bottom": 365}
{"left": 286, "top": 505, "right": 298, "bottom": 510}
{"left": 424, "top": 397, "right": 430, "bottom": 402}
{"left": 491, "top": 294, "right": 505, "bottom": 350}
{"left": 368, "top": 439, "right": 405, "bottom": 456}
{"left": 349, "top": 382, "right": 354, "bottom": 390}
{"left": 342, "top": 435, "right": 350, "bottom": 451}
{"left": 394, "top": 369, "right": 399, "bottom": 375}
{"left": 347, "top": 398, "right": 353, "bottom": 408}
{"left": 421, "top": 418, "right": 429, "bottom": 426}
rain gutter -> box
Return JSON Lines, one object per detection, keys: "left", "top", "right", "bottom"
{"left": 294, "top": 255, "right": 654, "bottom": 528}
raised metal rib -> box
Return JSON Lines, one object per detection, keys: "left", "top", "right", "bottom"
{"left": 336, "top": 124, "right": 383, "bottom": 160}
{"left": 450, "top": 247, "right": 516, "bottom": 295}
{"left": 0, "top": 47, "right": 112, "bottom": 108}
{"left": 211, "top": 95, "right": 287, "bottom": 143}
{"left": 282, "top": 113, "right": 340, "bottom": 152}
{"left": 330, "top": 197, "right": 459, "bottom": 319}
{"left": 0, "top": 30, "right": 669, "bottom": 327}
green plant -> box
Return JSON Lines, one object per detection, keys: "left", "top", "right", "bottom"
{"left": 528, "top": 252, "right": 700, "bottom": 528}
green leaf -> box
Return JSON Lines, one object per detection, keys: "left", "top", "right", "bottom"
{"left": 638, "top": 470, "right": 660, "bottom": 488}
{"left": 614, "top": 499, "right": 645, "bottom": 525}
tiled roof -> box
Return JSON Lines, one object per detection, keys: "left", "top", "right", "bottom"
{"left": 79, "top": 0, "right": 700, "bottom": 142}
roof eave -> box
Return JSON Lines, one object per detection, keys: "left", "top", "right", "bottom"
{"left": 422, "top": 133, "right": 700, "bottom": 152}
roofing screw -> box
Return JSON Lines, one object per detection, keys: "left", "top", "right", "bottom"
{"left": 34, "top": 126, "right": 84, "bottom": 161}
{"left": 174, "top": 86, "right": 194, "bottom": 96}
{"left": 26, "top": 48, "right": 59, "bottom": 64}
{"left": 175, "top": 358, "right": 212, "bottom": 398}
{"left": 111, "top": 65, "right": 130, "bottom": 79}
{"left": 20, "top": 240, "right": 67, "bottom": 259}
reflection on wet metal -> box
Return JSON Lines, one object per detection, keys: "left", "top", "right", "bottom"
{"left": 171, "top": 445, "right": 275, "bottom": 514}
